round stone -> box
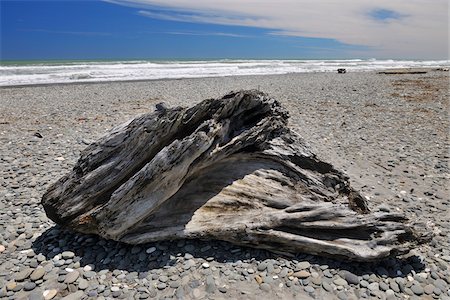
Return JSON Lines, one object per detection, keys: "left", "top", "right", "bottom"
{"left": 202, "top": 262, "right": 210, "bottom": 269}
{"left": 83, "top": 265, "right": 93, "bottom": 272}
{"left": 257, "top": 262, "right": 267, "bottom": 271}
{"left": 296, "top": 261, "right": 311, "bottom": 270}
{"left": 6, "top": 281, "right": 17, "bottom": 291}
{"left": 368, "top": 282, "right": 379, "bottom": 291}
{"left": 23, "top": 282, "right": 37, "bottom": 291}
{"left": 337, "top": 291, "right": 348, "bottom": 300}
{"left": 260, "top": 283, "right": 271, "bottom": 292}
{"left": 333, "top": 278, "right": 348, "bottom": 286}
{"left": 386, "top": 289, "right": 396, "bottom": 300}
{"left": 111, "top": 286, "right": 120, "bottom": 292}
{"left": 0, "top": 245, "right": 5, "bottom": 253}
{"left": 30, "top": 268, "right": 46, "bottom": 281}
{"left": 157, "top": 283, "right": 167, "bottom": 290}
{"left": 322, "top": 282, "right": 333, "bottom": 292}
{"left": 423, "top": 284, "right": 434, "bottom": 294}
{"left": 61, "top": 251, "right": 75, "bottom": 259}
{"left": 379, "top": 281, "right": 389, "bottom": 291}
{"left": 64, "top": 270, "right": 79, "bottom": 284}
{"left": 340, "top": 271, "right": 359, "bottom": 285}
{"left": 15, "top": 268, "right": 33, "bottom": 281}
{"left": 411, "top": 283, "right": 424, "bottom": 295}
{"left": 146, "top": 247, "right": 156, "bottom": 254}
{"left": 43, "top": 289, "right": 58, "bottom": 300}
{"left": 78, "top": 279, "right": 89, "bottom": 290}
{"left": 293, "top": 270, "right": 310, "bottom": 279}
{"left": 304, "top": 286, "right": 315, "bottom": 293}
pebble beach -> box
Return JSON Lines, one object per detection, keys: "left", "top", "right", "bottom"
{"left": 0, "top": 70, "right": 449, "bottom": 299}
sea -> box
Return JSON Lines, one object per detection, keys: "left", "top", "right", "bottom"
{"left": 0, "top": 59, "right": 448, "bottom": 87}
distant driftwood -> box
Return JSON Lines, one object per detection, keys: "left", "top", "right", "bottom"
{"left": 378, "top": 69, "right": 427, "bottom": 74}
{"left": 42, "top": 90, "right": 429, "bottom": 261}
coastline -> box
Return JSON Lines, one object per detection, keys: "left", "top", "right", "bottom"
{"left": 0, "top": 71, "right": 449, "bottom": 299}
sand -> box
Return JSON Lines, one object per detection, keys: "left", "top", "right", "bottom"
{"left": 0, "top": 70, "right": 449, "bottom": 299}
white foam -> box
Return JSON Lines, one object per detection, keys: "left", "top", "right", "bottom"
{"left": 0, "top": 59, "right": 448, "bottom": 86}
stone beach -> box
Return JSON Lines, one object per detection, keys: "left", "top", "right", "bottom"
{"left": 0, "top": 70, "right": 449, "bottom": 299}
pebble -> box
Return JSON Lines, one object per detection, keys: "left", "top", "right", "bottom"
{"left": 296, "top": 261, "right": 311, "bottom": 270}
{"left": 340, "top": 270, "right": 359, "bottom": 285}
{"left": 43, "top": 289, "right": 58, "bottom": 300}
{"left": 293, "top": 270, "right": 310, "bottom": 279}
{"left": 157, "top": 283, "right": 167, "bottom": 290}
{"left": 322, "top": 282, "right": 333, "bottom": 292}
{"left": 304, "top": 286, "right": 315, "bottom": 293}
{"left": 30, "top": 267, "right": 46, "bottom": 281}
{"left": 260, "top": 283, "right": 271, "bottom": 292}
{"left": 61, "top": 291, "right": 84, "bottom": 300}
{"left": 64, "top": 270, "right": 80, "bottom": 284}
{"left": 78, "top": 278, "right": 89, "bottom": 290}
{"left": 368, "top": 282, "right": 379, "bottom": 292}
{"left": 423, "top": 284, "right": 434, "bottom": 294}
{"left": 411, "top": 283, "right": 424, "bottom": 295}
{"left": 0, "top": 245, "right": 5, "bottom": 253}
{"left": 15, "top": 268, "right": 33, "bottom": 281}
{"left": 61, "top": 251, "right": 75, "bottom": 259}
{"left": 202, "top": 262, "right": 210, "bottom": 268}
{"left": 257, "top": 262, "right": 267, "bottom": 271}
{"left": 23, "top": 282, "right": 37, "bottom": 291}
{"left": 334, "top": 277, "right": 348, "bottom": 286}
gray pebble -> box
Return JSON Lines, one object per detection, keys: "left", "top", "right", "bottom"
{"left": 78, "top": 278, "right": 89, "bottom": 290}
{"left": 333, "top": 277, "right": 348, "bottom": 286}
{"left": 304, "top": 286, "right": 315, "bottom": 293}
{"left": 64, "top": 271, "right": 80, "bottom": 284}
{"left": 260, "top": 283, "right": 271, "bottom": 292}
{"left": 206, "top": 276, "right": 216, "bottom": 293}
{"left": 379, "top": 281, "right": 389, "bottom": 291}
{"left": 368, "top": 282, "right": 379, "bottom": 291}
{"left": 337, "top": 291, "right": 348, "bottom": 300}
{"left": 340, "top": 270, "right": 359, "bottom": 285}
{"left": 23, "top": 281, "right": 37, "bottom": 291}
{"left": 386, "top": 289, "right": 396, "bottom": 300}
{"left": 61, "top": 291, "right": 84, "bottom": 300}
{"left": 257, "top": 262, "right": 267, "bottom": 271}
{"left": 157, "top": 283, "right": 167, "bottom": 290}
{"left": 411, "top": 283, "right": 424, "bottom": 295}
{"left": 322, "top": 282, "right": 333, "bottom": 292}
{"left": 15, "top": 268, "right": 32, "bottom": 281}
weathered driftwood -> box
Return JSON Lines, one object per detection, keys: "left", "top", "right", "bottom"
{"left": 42, "top": 90, "right": 429, "bottom": 261}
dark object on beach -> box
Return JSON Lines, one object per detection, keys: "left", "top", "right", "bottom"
{"left": 337, "top": 68, "right": 346, "bottom": 74}
{"left": 33, "top": 132, "right": 43, "bottom": 138}
{"left": 378, "top": 69, "right": 427, "bottom": 74}
{"left": 41, "top": 90, "right": 429, "bottom": 261}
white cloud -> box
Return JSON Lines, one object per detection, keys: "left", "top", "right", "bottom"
{"left": 108, "top": 0, "right": 448, "bottom": 58}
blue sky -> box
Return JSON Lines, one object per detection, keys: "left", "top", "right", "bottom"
{"left": 1, "top": 0, "right": 447, "bottom": 60}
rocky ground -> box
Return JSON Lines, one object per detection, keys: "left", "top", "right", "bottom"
{"left": 0, "top": 70, "right": 449, "bottom": 299}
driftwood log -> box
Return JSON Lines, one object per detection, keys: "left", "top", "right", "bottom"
{"left": 42, "top": 90, "right": 428, "bottom": 261}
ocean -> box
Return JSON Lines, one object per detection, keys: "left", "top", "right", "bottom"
{"left": 0, "top": 59, "right": 448, "bottom": 87}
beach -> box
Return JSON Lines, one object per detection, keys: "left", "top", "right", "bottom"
{"left": 0, "top": 70, "right": 449, "bottom": 299}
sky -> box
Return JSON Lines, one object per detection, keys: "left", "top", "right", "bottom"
{"left": 1, "top": 0, "right": 448, "bottom": 60}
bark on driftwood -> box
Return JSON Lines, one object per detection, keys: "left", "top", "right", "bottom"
{"left": 42, "top": 90, "right": 429, "bottom": 261}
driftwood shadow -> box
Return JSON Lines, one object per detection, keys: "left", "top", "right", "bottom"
{"left": 31, "top": 225, "right": 425, "bottom": 279}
